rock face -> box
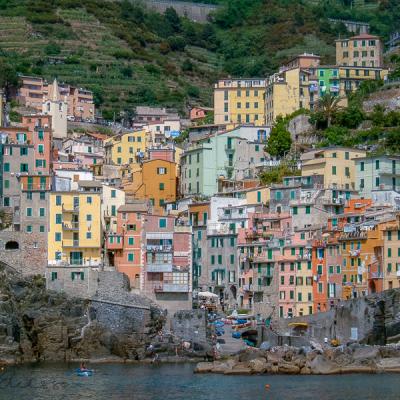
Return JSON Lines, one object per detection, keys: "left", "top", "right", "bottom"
{"left": 0, "top": 264, "right": 163, "bottom": 365}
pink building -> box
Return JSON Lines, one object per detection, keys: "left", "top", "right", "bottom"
{"left": 106, "top": 202, "right": 149, "bottom": 289}
{"left": 190, "top": 107, "right": 213, "bottom": 121}
{"left": 148, "top": 147, "right": 175, "bottom": 162}
{"left": 18, "top": 76, "right": 95, "bottom": 120}
{"left": 21, "top": 115, "right": 52, "bottom": 174}
{"left": 143, "top": 214, "right": 192, "bottom": 312}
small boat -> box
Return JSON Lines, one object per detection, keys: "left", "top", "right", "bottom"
{"left": 76, "top": 368, "right": 93, "bottom": 377}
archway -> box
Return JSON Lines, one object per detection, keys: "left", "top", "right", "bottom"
{"left": 5, "top": 241, "right": 19, "bottom": 250}
{"left": 369, "top": 280, "right": 376, "bottom": 294}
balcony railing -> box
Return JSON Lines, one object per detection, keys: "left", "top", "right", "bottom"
{"left": 146, "top": 263, "right": 173, "bottom": 273}
{"left": 62, "top": 222, "right": 79, "bottom": 230}
{"left": 62, "top": 204, "right": 79, "bottom": 213}
{"left": 154, "top": 283, "right": 190, "bottom": 293}
{"left": 146, "top": 244, "right": 173, "bottom": 252}
{"left": 21, "top": 183, "right": 51, "bottom": 191}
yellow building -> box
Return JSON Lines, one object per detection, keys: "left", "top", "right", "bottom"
{"left": 123, "top": 159, "right": 177, "bottom": 214}
{"left": 301, "top": 147, "right": 366, "bottom": 190}
{"left": 336, "top": 33, "right": 383, "bottom": 68}
{"left": 338, "top": 66, "right": 388, "bottom": 96}
{"left": 213, "top": 79, "right": 266, "bottom": 126}
{"left": 104, "top": 130, "right": 147, "bottom": 166}
{"left": 48, "top": 191, "right": 102, "bottom": 267}
{"left": 245, "top": 186, "right": 270, "bottom": 204}
{"left": 265, "top": 54, "right": 321, "bottom": 124}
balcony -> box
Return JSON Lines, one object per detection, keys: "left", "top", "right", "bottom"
{"left": 21, "top": 183, "right": 51, "bottom": 191}
{"left": 369, "top": 272, "right": 384, "bottom": 279}
{"left": 146, "top": 244, "right": 173, "bottom": 252}
{"left": 321, "top": 197, "right": 345, "bottom": 205}
{"left": 146, "top": 263, "right": 173, "bottom": 273}
{"left": 224, "top": 145, "right": 235, "bottom": 152}
{"left": 62, "top": 222, "right": 79, "bottom": 231}
{"left": 154, "top": 283, "right": 190, "bottom": 293}
{"left": 174, "top": 225, "right": 192, "bottom": 233}
{"left": 62, "top": 240, "right": 80, "bottom": 248}
{"left": 339, "top": 231, "right": 368, "bottom": 241}
{"left": 297, "top": 253, "right": 311, "bottom": 261}
{"left": 62, "top": 204, "right": 79, "bottom": 213}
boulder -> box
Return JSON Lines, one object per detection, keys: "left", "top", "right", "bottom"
{"left": 211, "top": 359, "right": 236, "bottom": 373}
{"left": 377, "top": 357, "right": 400, "bottom": 372}
{"left": 248, "top": 357, "right": 268, "bottom": 373}
{"left": 309, "top": 355, "right": 341, "bottom": 375}
{"left": 238, "top": 348, "right": 263, "bottom": 362}
{"left": 194, "top": 362, "right": 214, "bottom": 373}
{"left": 352, "top": 346, "right": 380, "bottom": 363}
{"left": 277, "top": 361, "right": 300, "bottom": 374}
{"left": 300, "top": 366, "right": 311, "bottom": 375}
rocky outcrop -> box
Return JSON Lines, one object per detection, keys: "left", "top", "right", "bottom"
{"left": 194, "top": 344, "right": 400, "bottom": 375}
{"left": 0, "top": 264, "right": 164, "bottom": 365}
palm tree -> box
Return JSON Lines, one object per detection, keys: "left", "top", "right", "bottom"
{"left": 317, "top": 93, "right": 343, "bottom": 128}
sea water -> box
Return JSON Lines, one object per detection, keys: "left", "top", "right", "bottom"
{"left": 1, "top": 362, "right": 399, "bottom": 399}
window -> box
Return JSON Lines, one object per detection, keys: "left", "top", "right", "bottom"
{"left": 111, "top": 190, "right": 116, "bottom": 198}
{"left": 111, "top": 205, "right": 116, "bottom": 216}
{"left": 26, "top": 225, "right": 32, "bottom": 233}
{"left": 38, "top": 130, "right": 44, "bottom": 140}
{"left": 39, "top": 225, "right": 45, "bottom": 233}
{"left": 345, "top": 151, "right": 349, "bottom": 160}
{"left": 86, "top": 232, "right": 92, "bottom": 239}
{"left": 376, "top": 177, "right": 380, "bottom": 187}
{"left": 159, "top": 183, "right": 165, "bottom": 191}
{"left": 375, "top": 160, "right": 380, "bottom": 170}
{"left": 157, "top": 167, "right": 167, "bottom": 175}
{"left": 128, "top": 237, "right": 134, "bottom": 245}
{"left": 293, "top": 206, "right": 298, "bottom": 215}
{"left": 20, "top": 163, "right": 29, "bottom": 172}
{"left": 360, "top": 161, "right": 364, "bottom": 171}
{"left": 3, "top": 163, "right": 9, "bottom": 172}
{"left": 26, "top": 207, "right": 32, "bottom": 217}
{"left": 127, "top": 224, "right": 136, "bottom": 231}
{"left": 230, "top": 254, "right": 234, "bottom": 264}
{"left": 218, "top": 255, "right": 222, "bottom": 264}
{"left": 55, "top": 232, "right": 61, "bottom": 242}
{"left": 159, "top": 218, "right": 167, "bottom": 228}
{"left": 305, "top": 206, "right": 311, "bottom": 215}
{"left": 211, "top": 255, "right": 215, "bottom": 265}
{"left": 86, "top": 214, "right": 92, "bottom": 222}
{"left": 128, "top": 253, "right": 134, "bottom": 262}
{"left": 332, "top": 166, "right": 337, "bottom": 175}
{"left": 4, "top": 180, "right": 9, "bottom": 189}
{"left": 388, "top": 248, "right": 392, "bottom": 257}
{"left": 40, "top": 192, "right": 45, "bottom": 200}
{"left": 87, "top": 196, "right": 92, "bottom": 204}
{"left": 56, "top": 195, "right": 62, "bottom": 206}
{"left": 345, "top": 167, "right": 350, "bottom": 177}
{"left": 117, "top": 158, "right": 122, "bottom": 164}
{"left": 39, "top": 208, "right": 45, "bottom": 217}
{"left": 38, "top": 144, "right": 44, "bottom": 154}
{"left": 20, "top": 147, "right": 28, "bottom": 156}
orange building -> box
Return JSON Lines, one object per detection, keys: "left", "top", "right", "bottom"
{"left": 124, "top": 159, "right": 177, "bottom": 214}
{"left": 106, "top": 202, "right": 149, "bottom": 288}
{"left": 312, "top": 239, "right": 328, "bottom": 313}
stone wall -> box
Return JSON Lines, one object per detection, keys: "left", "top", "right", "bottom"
{"left": 140, "top": 0, "right": 219, "bottom": 22}
{"left": 170, "top": 310, "right": 209, "bottom": 347}
{"left": 277, "top": 289, "right": 400, "bottom": 345}
{"left": 0, "top": 231, "right": 47, "bottom": 276}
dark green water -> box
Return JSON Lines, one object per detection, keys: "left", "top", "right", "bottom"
{"left": 1, "top": 363, "right": 400, "bottom": 400}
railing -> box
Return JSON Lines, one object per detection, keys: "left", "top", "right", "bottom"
{"left": 224, "top": 145, "right": 235, "bottom": 152}
{"left": 146, "top": 244, "right": 173, "bottom": 252}
{"left": 62, "top": 222, "right": 79, "bottom": 230}
{"left": 62, "top": 204, "right": 79, "bottom": 213}
{"left": 370, "top": 272, "right": 384, "bottom": 279}
{"left": 174, "top": 225, "right": 192, "bottom": 233}
{"left": 146, "top": 263, "right": 173, "bottom": 273}
{"left": 21, "top": 183, "right": 51, "bottom": 191}
{"left": 153, "top": 283, "right": 190, "bottom": 293}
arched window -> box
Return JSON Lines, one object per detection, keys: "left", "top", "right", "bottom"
{"left": 5, "top": 241, "right": 19, "bottom": 250}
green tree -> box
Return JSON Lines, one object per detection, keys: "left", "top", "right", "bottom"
{"left": 265, "top": 117, "right": 292, "bottom": 158}
{"left": 316, "top": 93, "right": 342, "bottom": 127}
{"left": 0, "top": 59, "right": 19, "bottom": 100}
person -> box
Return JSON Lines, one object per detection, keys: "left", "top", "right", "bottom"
{"left": 80, "top": 362, "right": 88, "bottom": 371}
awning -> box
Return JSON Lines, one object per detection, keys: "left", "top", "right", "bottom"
{"left": 198, "top": 291, "right": 218, "bottom": 298}
{"left": 288, "top": 322, "right": 308, "bottom": 328}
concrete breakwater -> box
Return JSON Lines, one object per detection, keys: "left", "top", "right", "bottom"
{"left": 195, "top": 344, "right": 400, "bottom": 375}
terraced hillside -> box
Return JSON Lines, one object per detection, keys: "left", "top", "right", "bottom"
{"left": 0, "top": 3, "right": 221, "bottom": 118}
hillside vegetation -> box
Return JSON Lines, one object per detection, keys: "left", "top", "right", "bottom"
{"left": 0, "top": 0, "right": 399, "bottom": 118}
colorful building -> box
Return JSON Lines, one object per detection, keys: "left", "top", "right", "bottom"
{"left": 104, "top": 130, "right": 147, "bottom": 166}
{"left": 265, "top": 54, "right": 321, "bottom": 124}
{"left": 47, "top": 191, "right": 102, "bottom": 267}
{"left": 355, "top": 155, "right": 400, "bottom": 198}
{"left": 213, "top": 79, "right": 266, "bottom": 125}
{"left": 143, "top": 214, "right": 192, "bottom": 312}
{"left": 301, "top": 147, "right": 366, "bottom": 190}
{"left": 106, "top": 202, "right": 149, "bottom": 288}
{"left": 123, "top": 159, "right": 177, "bottom": 214}
{"left": 335, "top": 33, "right": 383, "bottom": 68}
